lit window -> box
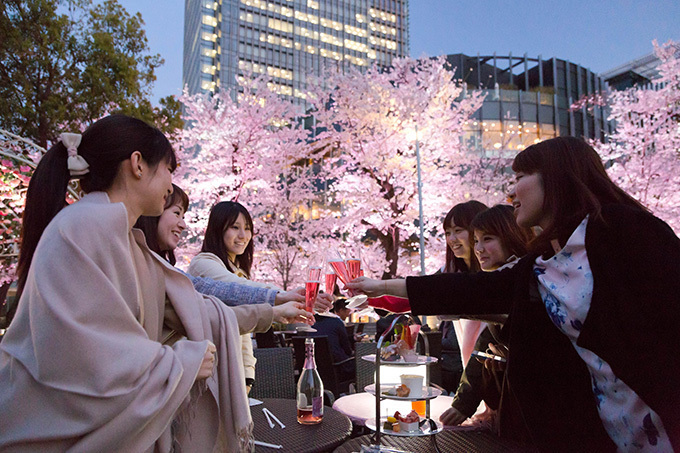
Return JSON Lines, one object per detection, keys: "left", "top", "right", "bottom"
{"left": 307, "top": 0, "right": 319, "bottom": 9}
{"left": 202, "top": 15, "right": 218, "bottom": 27}
{"left": 345, "top": 24, "right": 368, "bottom": 38}
{"left": 320, "top": 32, "right": 343, "bottom": 47}
{"left": 295, "top": 10, "right": 319, "bottom": 24}
{"left": 355, "top": 13, "right": 366, "bottom": 23}
{"left": 268, "top": 18, "right": 293, "bottom": 33}
{"left": 344, "top": 38, "right": 368, "bottom": 53}
{"left": 201, "top": 31, "right": 217, "bottom": 42}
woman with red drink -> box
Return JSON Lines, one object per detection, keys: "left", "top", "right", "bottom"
{"left": 348, "top": 137, "right": 680, "bottom": 452}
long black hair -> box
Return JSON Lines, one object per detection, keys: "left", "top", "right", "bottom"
{"left": 17, "top": 115, "right": 175, "bottom": 297}
{"left": 201, "top": 201, "right": 255, "bottom": 278}
{"left": 512, "top": 136, "right": 645, "bottom": 254}
{"left": 134, "top": 184, "right": 189, "bottom": 265}
{"left": 443, "top": 200, "right": 488, "bottom": 273}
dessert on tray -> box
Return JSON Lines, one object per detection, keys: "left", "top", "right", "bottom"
{"left": 379, "top": 323, "right": 420, "bottom": 362}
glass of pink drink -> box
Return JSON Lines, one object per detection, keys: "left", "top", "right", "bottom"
{"left": 305, "top": 280, "right": 320, "bottom": 313}
{"left": 325, "top": 272, "right": 337, "bottom": 295}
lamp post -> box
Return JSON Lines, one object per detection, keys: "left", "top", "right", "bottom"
{"left": 414, "top": 125, "right": 426, "bottom": 276}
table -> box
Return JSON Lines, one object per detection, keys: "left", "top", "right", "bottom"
{"left": 333, "top": 431, "right": 537, "bottom": 453}
{"left": 251, "top": 398, "right": 352, "bottom": 453}
{"left": 332, "top": 392, "right": 455, "bottom": 427}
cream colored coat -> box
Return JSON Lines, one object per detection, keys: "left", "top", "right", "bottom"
{"left": 0, "top": 193, "right": 272, "bottom": 452}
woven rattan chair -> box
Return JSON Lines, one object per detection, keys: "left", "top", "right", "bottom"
{"left": 251, "top": 347, "right": 296, "bottom": 399}
{"left": 354, "top": 341, "right": 377, "bottom": 393}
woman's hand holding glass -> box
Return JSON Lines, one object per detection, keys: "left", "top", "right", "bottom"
{"left": 345, "top": 276, "right": 387, "bottom": 298}
{"left": 272, "top": 301, "right": 313, "bottom": 325}
{"left": 276, "top": 287, "right": 332, "bottom": 312}
{"left": 274, "top": 289, "right": 305, "bottom": 305}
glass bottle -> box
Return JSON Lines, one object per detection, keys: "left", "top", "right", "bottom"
{"left": 296, "top": 337, "right": 324, "bottom": 424}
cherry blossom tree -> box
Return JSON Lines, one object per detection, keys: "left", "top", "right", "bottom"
{"left": 1, "top": 130, "right": 80, "bottom": 285}
{"left": 591, "top": 40, "right": 680, "bottom": 232}
{"left": 306, "top": 57, "right": 486, "bottom": 278}
{"left": 177, "top": 75, "right": 334, "bottom": 289}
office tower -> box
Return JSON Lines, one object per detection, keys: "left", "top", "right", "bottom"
{"left": 184, "top": 0, "right": 409, "bottom": 105}
{"left": 444, "top": 53, "right": 612, "bottom": 154}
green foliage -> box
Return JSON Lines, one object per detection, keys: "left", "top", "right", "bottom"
{"left": 0, "top": 0, "right": 180, "bottom": 147}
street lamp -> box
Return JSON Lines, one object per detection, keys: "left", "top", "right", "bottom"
{"left": 406, "top": 125, "right": 426, "bottom": 276}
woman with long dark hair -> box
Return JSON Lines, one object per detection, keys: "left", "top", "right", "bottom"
{"left": 135, "top": 184, "right": 313, "bottom": 309}
{"left": 0, "top": 115, "right": 260, "bottom": 452}
{"left": 189, "top": 201, "right": 331, "bottom": 393}
{"left": 136, "top": 186, "right": 319, "bottom": 394}
{"left": 438, "top": 200, "right": 487, "bottom": 396}
{"left": 349, "top": 136, "right": 680, "bottom": 451}
{"left": 441, "top": 204, "right": 533, "bottom": 428}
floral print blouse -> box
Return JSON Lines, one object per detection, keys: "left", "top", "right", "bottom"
{"left": 534, "top": 217, "right": 672, "bottom": 452}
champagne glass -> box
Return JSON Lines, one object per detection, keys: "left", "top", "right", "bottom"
{"left": 327, "top": 249, "right": 351, "bottom": 289}
{"left": 325, "top": 271, "right": 337, "bottom": 296}
{"left": 307, "top": 254, "right": 322, "bottom": 281}
{"left": 305, "top": 280, "right": 320, "bottom": 314}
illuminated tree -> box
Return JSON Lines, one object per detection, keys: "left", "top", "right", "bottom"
{"left": 307, "top": 56, "right": 485, "bottom": 278}
{"left": 592, "top": 40, "right": 680, "bottom": 232}
{"left": 177, "top": 75, "right": 333, "bottom": 289}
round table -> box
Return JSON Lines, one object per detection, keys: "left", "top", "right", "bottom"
{"left": 332, "top": 392, "right": 455, "bottom": 426}
{"left": 333, "top": 431, "right": 536, "bottom": 453}
{"left": 251, "top": 398, "right": 352, "bottom": 453}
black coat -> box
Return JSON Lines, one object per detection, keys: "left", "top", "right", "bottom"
{"left": 406, "top": 204, "right": 680, "bottom": 452}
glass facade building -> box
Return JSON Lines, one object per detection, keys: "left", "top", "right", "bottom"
{"left": 445, "top": 53, "right": 612, "bottom": 157}
{"left": 183, "top": 0, "right": 409, "bottom": 104}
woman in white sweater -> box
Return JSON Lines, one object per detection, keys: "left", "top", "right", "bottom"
{"left": 189, "top": 201, "right": 331, "bottom": 393}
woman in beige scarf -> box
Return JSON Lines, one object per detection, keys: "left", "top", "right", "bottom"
{"left": 0, "top": 115, "right": 308, "bottom": 452}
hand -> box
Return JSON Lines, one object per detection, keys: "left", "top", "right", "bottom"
{"left": 315, "top": 291, "right": 333, "bottom": 312}
{"left": 272, "top": 301, "right": 313, "bottom": 324}
{"left": 345, "top": 276, "right": 386, "bottom": 297}
{"left": 196, "top": 341, "right": 217, "bottom": 381}
{"left": 484, "top": 343, "right": 508, "bottom": 372}
{"left": 439, "top": 406, "right": 468, "bottom": 426}
{"left": 274, "top": 289, "right": 306, "bottom": 305}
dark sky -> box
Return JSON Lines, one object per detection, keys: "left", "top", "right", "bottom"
{"left": 117, "top": 0, "right": 680, "bottom": 103}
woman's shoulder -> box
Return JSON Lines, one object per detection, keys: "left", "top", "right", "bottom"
{"left": 47, "top": 192, "right": 128, "bottom": 242}
{"left": 188, "top": 252, "right": 229, "bottom": 272}
{"left": 598, "top": 204, "right": 676, "bottom": 236}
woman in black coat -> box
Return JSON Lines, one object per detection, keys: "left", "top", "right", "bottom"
{"left": 347, "top": 137, "right": 680, "bottom": 452}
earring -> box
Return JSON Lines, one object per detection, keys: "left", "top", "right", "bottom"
{"left": 137, "top": 172, "right": 142, "bottom": 178}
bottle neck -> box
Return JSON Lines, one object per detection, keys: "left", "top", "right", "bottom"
{"left": 303, "top": 341, "right": 316, "bottom": 370}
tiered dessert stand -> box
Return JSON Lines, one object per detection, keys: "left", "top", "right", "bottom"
{"left": 361, "top": 314, "right": 443, "bottom": 453}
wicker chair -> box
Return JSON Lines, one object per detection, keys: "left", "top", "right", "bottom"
{"left": 250, "top": 347, "right": 296, "bottom": 399}
{"left": 354, "top": 341, "right": 377, "bottom": 393}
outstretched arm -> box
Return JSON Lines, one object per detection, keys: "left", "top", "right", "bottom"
{"left": 183, "top": 271, "right": 277, "bottom": 306}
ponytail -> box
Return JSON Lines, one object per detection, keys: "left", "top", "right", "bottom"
{"left": 16, "top": 115, "right": 175, "bottom": 305}
{"left": 16, "top": 142, "right": 70, "bottom": 298}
